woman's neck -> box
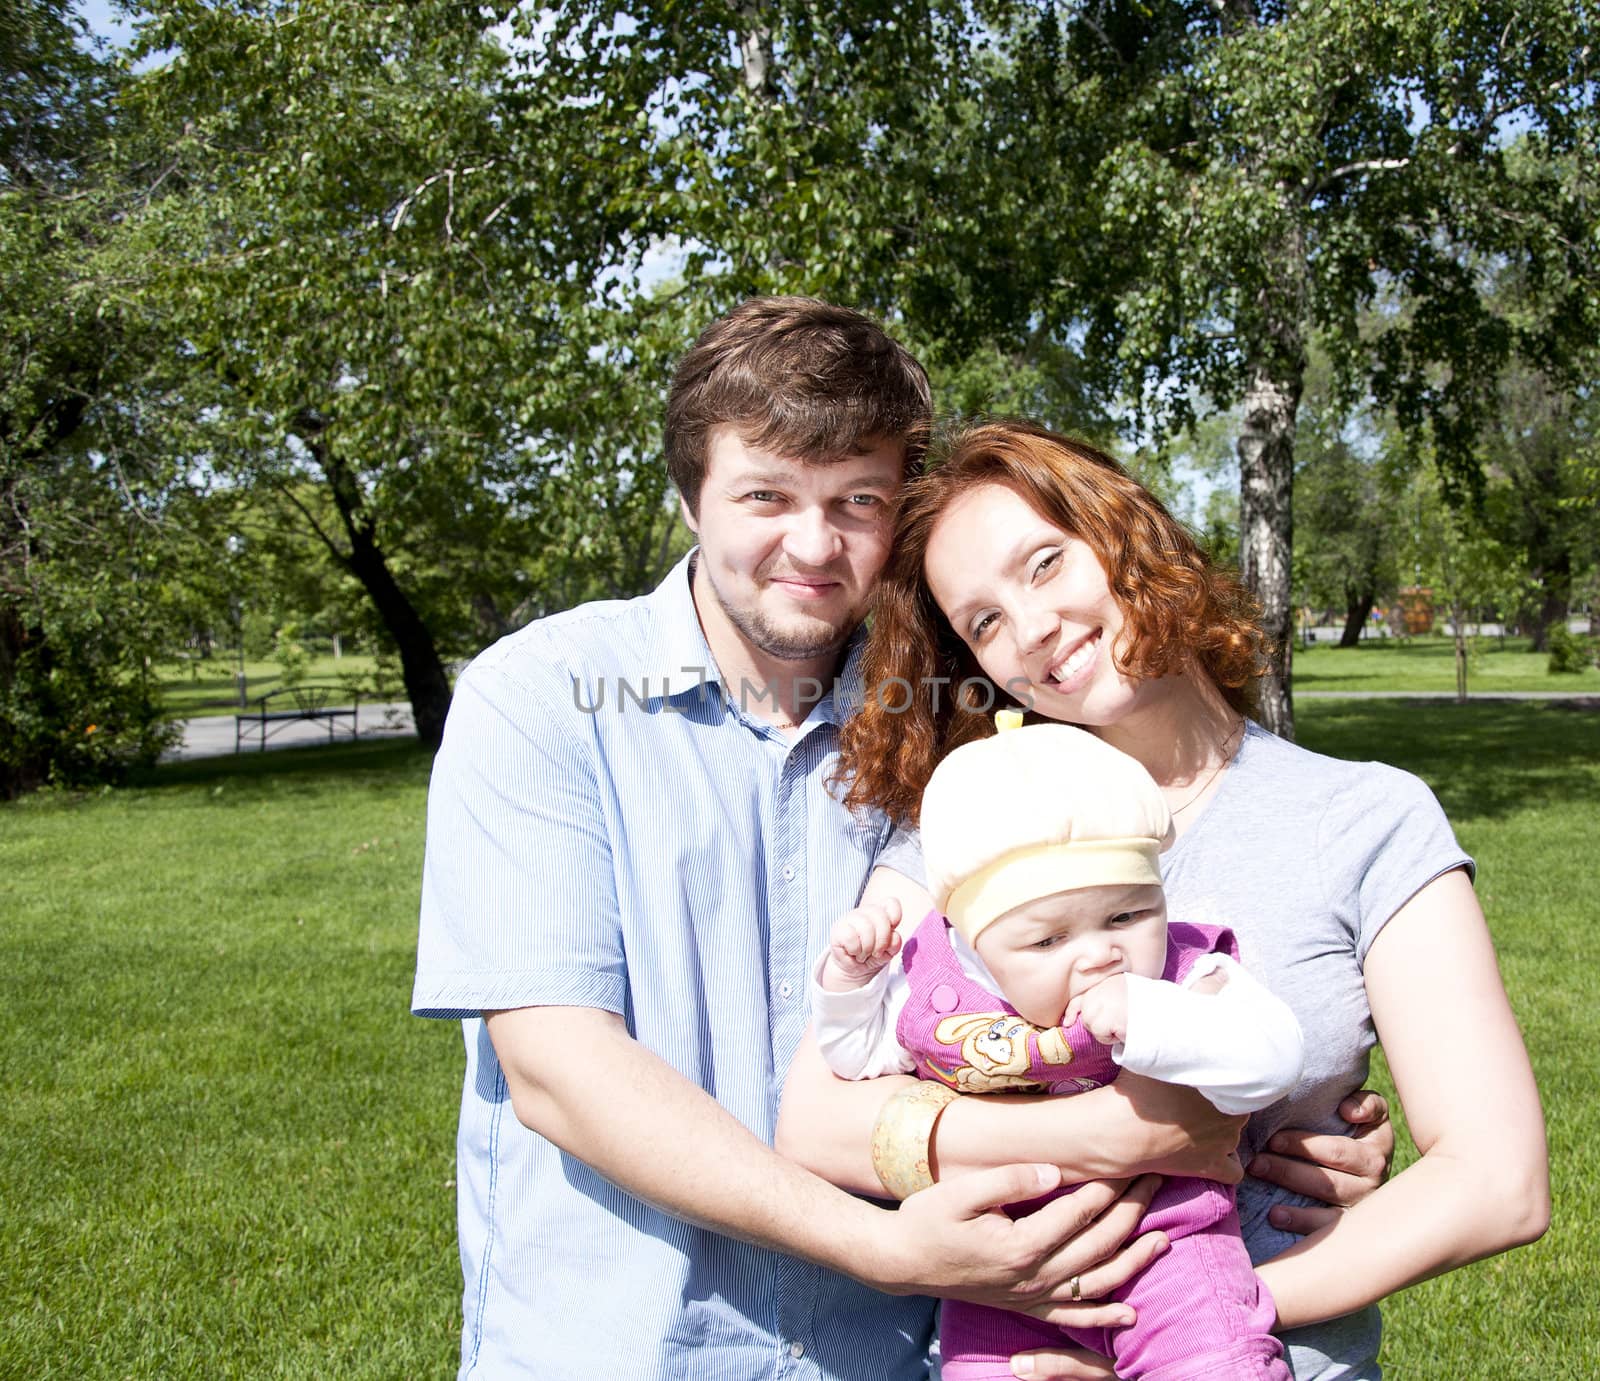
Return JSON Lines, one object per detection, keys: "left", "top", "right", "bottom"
{"left": 1092, "top": 672, "right": 1245, "bottom": 792}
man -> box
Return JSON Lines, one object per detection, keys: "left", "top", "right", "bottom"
{"left": 412, "top": 297, "right": 1374, "bottom": 1379}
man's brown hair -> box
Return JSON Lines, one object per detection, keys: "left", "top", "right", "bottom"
{"left": 665, "top": 296, "right": 931, "bottom": 515}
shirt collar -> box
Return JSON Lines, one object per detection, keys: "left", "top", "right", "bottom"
{"left": 644, "top": 548, "right": 868, "bottom": 722}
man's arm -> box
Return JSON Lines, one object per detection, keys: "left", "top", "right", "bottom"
{"left": 487, "top": 1003, "right": 1165, "bottom": 1327}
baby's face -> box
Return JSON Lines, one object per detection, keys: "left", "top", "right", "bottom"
{"left": 973, "top": 882, "right": 1168, "bottom": 1029}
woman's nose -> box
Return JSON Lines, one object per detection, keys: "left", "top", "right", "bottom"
{"left": 1016, "top": 597, "right": 1057, "bottom": 651}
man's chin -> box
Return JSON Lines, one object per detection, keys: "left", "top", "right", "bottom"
{"left": 743, "top": 611, "right": 857, "bottom": 663}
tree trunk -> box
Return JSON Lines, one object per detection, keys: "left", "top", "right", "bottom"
{"left": 1529, "top": 548, "right": 1572, "bottom": 653}
{"left": 302, "top": 433, "right": 454, "bottom": 750}
{"left": 343, "top": 526, "right": 453, "bottom": 749}
{"left": 1237, "top": 357, "right": 1303, "bottom": 738}
{"left": 1339, "top": 590, "right": 1375, "bottom": 648}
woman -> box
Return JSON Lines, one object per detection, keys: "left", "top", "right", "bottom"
{"left": 778, "top": 419, "right": 1547, "bottom": 1379}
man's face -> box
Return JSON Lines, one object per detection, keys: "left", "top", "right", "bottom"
{"left": 684, "top": 426, "right": 903, "bottom": 669}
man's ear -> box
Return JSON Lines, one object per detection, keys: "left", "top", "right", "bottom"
{"left": 679, "top": 493, "right": 698, "bottom": 535}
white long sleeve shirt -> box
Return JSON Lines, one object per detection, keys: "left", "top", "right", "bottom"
{"left": 812, "top": 936, "right": 1304, "bottom": 1115}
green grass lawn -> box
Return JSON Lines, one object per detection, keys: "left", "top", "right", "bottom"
{"left": 1294, "top": 632, "right": 1600, "bottom": 695}
{"left": 155, "top": 655, "right": 386, "bottom": 718}
{"left": 2, "top": 703, "right": 1596, "bottom": 1376}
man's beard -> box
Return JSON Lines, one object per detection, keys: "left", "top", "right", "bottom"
{"left": 714, "top": 587, "right": 856, "bottom": 663}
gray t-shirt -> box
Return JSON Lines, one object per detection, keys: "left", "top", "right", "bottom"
{"left": 880, "top": 721, "right": 1472, "bottom": 1380}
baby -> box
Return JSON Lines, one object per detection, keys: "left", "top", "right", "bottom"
{"left": 814, "top": 717, "right": 1304, "bottom": 1381}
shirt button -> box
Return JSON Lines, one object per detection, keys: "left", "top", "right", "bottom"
{"left": 778, "top": 981, "right": 793, "bottom": 999}
{"left": 781, "top": 865, "right": 795, "bottom": 881}
{"left": 931, "top": 983, "right": 959, "bottom": 1013}
{"left": 789, "top": 1341, "right": 805, "bottom": 1358}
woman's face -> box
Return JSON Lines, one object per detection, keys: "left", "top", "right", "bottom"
{"left": 923, "top": 483, "right": 1147, "bottom": 727}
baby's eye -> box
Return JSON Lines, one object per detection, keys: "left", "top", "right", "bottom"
{"left": 1032, "top": 935, "right": 1061, "bottom": 951}
{"left": 1108, "top": 912, "right": 1135, "bottom": 927}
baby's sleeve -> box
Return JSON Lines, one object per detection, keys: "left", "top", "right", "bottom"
{"left": 810, "top": 955, "right": 917, "bottom": 1080}
{"left": 1115, "top": 956, "right": 1305, "bottom": 1114}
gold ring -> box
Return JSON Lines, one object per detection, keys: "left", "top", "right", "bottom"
{"left": 1069, "top": 1274, "right": 1082, "bottom": 1301}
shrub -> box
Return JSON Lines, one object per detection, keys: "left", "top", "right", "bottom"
{"left": 1546, "top": 624, "right": 1597, "bottom": 674}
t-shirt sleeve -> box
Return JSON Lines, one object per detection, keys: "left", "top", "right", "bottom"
{"left": 875, "top": 824, "right": 926, "bottom": 887}
{"left": 411, "top": 647, "right": 626, "bottom": 1019}
{"left": 1317, "top": 763, "right": 1475, "bottom": 965}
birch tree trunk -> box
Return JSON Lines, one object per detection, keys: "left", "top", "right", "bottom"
{"left": 1237, "top": 355, "right": 1303, "bottom": 738}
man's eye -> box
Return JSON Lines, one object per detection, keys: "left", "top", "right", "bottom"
{"left": 746, "top": 491, "right": 781, "bottom": 503}
{"left": 845, "top": 493, "right": 882, "bottom": 507}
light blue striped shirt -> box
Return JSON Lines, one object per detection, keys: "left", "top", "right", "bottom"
{"left": 414, "top": 552, "right": 936, "bottom": 1380}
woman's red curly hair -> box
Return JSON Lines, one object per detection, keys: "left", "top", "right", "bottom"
{"left": 838, "top": 419, "right": 1267, "bottom": 825}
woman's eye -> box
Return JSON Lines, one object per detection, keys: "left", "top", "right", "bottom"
{"left": 970, "top": 612, "right": 997, "bottom": 641}
{"left": 1032, "top": 550, "right": 1060, "bottom": 580}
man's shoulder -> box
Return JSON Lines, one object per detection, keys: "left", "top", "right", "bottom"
{"left": 468, "top": 591, "right": 659, "bottom": 684}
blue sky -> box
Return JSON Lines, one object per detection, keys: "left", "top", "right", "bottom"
{"left": 76, "top": 0, "right": 135, "bottom": 45}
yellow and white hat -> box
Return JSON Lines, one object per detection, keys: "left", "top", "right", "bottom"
{"left": 921, "top": 713, "right": 1174, "bottom": 947}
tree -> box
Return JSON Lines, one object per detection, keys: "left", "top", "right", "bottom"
{"left": 1400, "top": 462, "right": 1534, "bottom": 702}
{"left": 1293, "top": 359, "right": 1404, "bottom": 646}
{"left": 1, "top": 1, "right": 190, "bottom": 795}
{"left": 801, "top": 0, "right": 1600, "bottom": 736}
{"left": 112, "top": 0, "right": 684, "bottom": 748}
{"left": 1479, "top": 361, "right": 1600, "bottom": 650}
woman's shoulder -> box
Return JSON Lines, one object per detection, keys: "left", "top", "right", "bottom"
{"left": 1234, "top": 721, "right": 1459, "bottom": 872}
{"left": 1239, "top": 720, "right": 1436, "bottom": 805}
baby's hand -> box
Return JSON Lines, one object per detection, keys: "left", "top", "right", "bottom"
{"left": 820, "top": 898, "right": 903, "bottom": 991}
{"left": 1064, "top": 974, "right": 1130, "bottom": 1045}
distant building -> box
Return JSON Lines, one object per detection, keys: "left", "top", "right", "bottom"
{"left": 1392, "top": 586, "right": 1434, "bottom": 635}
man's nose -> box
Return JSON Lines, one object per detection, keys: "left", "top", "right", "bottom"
{"left": 785, "top": 507, "right": 844, "bottom": 567}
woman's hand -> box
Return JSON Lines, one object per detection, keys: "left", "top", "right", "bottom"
{"left": 1247, "top": 1090, "right": 1395, "bottom": 1233}
{"left": 1106, "top": 1074, "right": 1247, "bottom": 1182}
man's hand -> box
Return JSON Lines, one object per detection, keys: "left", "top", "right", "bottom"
{"left": 874, "top": 1169, "right": 1167, "bottom": 1331}
{"left": 1247, "top": 1090, "right": 1395, "bottom": 1233}
{"left": 821, "top": 898, "right": 903, "bottom": 991}
{"left": 1064, "top": 976, "right": 1129, "bottom": 1046}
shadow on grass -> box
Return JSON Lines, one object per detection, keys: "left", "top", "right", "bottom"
{"left": 1296, "top": 699, "right": 1600, "bottom": 823}
{"left": 129, "top": 737, "right": 435, "bottom": 798}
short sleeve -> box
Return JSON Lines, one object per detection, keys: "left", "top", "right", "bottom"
{"left": 1317, "top": 764, "right": 1474, "bottom": 965}
{"left": 875, "top": 824, "right": 926, "bottom": 887}
{"left": 411, "top": 648, "right": 626, "bottom": 1019}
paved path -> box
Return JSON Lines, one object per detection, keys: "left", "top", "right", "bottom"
{"left": 163, "top": 688, "right": 1597, "bottom": 765}
{"left": 1296, "top": 689, "right": 1598, "bottom": 700}
{"left": 163, "top": 701, "right": 417, "bottom": 762}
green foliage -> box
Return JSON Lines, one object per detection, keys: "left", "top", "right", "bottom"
{"left": 1546, "top": 624, "right": 1597, "bottom": 674}
{"left": 1, "top": 0, "right": 189, "bottom": 794}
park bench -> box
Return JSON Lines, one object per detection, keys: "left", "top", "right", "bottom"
{"left": 235, "top": 684, "right": 360, "bottom": 752}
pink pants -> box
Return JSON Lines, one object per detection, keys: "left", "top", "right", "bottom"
{"left": 938, "top": 1175, "right": 1287, "bottom": 1381}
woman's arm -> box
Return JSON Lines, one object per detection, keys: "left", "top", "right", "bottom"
{"left": 1254, "top": 867, "right": 1549, "bottom": 1327}
{"left": 777, "top": 865, "right": 1249, "bottom": 1190}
